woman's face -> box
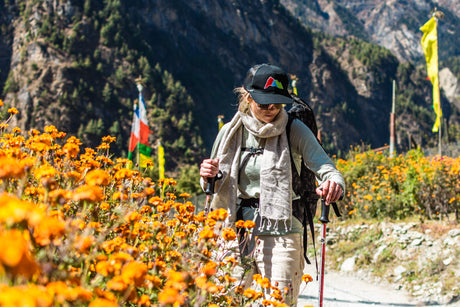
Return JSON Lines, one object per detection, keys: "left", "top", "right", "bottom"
{"left": 249, "top": 98, "right": 282, "bottom": 123}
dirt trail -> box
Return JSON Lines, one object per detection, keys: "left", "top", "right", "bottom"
{"left": 297, "top": 270, "right": 460, "bottom": 307}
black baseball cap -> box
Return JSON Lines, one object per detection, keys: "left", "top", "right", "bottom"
{"left": 243, "top": 64, "right": 293, "bottom": 105}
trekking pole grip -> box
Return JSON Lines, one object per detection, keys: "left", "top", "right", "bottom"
{"left": 205, "top": 171, "right": 222, "bottom": 195}
{"left": 319, "top": 199, "right": 330, "bottom": 223}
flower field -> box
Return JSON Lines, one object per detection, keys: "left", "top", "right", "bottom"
{"left": 0, "top": 106, "right": 305, "bottom": 307}
{"left": 337, "top": 147, "right": 460, "bottom": 222}
{"left": 0, "top": 104, "right": 458, "bottom": 306}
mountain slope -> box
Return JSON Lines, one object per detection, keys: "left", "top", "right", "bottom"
{"left": 0, "top": 0, "right": 458, "bottom": 170}
{"left": 281, "top": 0, "right": 460, "bottom": 64}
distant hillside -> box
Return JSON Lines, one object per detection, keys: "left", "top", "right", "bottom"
{"left": 281, "top": 0, "right": 460, "bottom": 64}
{"left": 1, "top": 0, "right": 459, "bottom": 172}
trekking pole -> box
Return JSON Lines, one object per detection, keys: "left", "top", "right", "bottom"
{"left": 204, "top": 172, "right": 222, "bottom": 216}
{"left": 318, "top": 199, "right": 341, "bottom": 307}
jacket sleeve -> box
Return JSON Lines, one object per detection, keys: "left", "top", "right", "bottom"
{"left": 199, "top": 124, "right": 230, "bottom": 191}
{"left": 289, "top": 119, "right": 346, "bottom": 193}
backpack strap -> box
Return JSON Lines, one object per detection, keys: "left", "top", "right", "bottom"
{"left": 286, "top": 116, "right": 318, "bottom": 271}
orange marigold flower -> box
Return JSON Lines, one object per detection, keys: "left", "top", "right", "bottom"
{"left": 222, "top": 228, "right": 236, "bottom": 241}
{"left": 199, "top": 227, "right": 215, "bottom": 239}
{"left": 33, "top": 164, "right": 56, "bottom": 180}
{"left": 201, "top": 261, "right": 218, "bottom": 276}
{"left": 96, "top": 142, "right": 110, "bottom": 150}
{"left": 107, "top": 275, "right": 127, "bottom": 291}
{"left": 256, "top": 276, "right": 271, "bottom": 289}
{"left": 207, "top": 208, "right": 228, "bottom": 221}
{"left": 85, "top": 169, "right": 110, "bottom": 186}
{"left": 179, "top": 192, "right": 191, "bottom": 198}
{"left": 32, "top": 217, "right": 65, "bottom": 246}
{"left": 148, "top": 196, "right": 162, "bottom": 205}
{"left": 139, "top": 205, "right": 152, "bottom": 214}
{"left": 112, "top": 191, "right": 128, "bottom": 201}
{"left": 114, "top": 168, "right": 136, "bottom": 181}
{"left": 96, "top": 261, "right": 113, "bottom": 277}
{"left": 0, "top": 285, "right": 52, "bottom": 307}
{"left": 102, "top": 135, "right": 116, "bottom": 143}
{"left": 99, "top": 202, "right": 110, "bottom": 210}
{"left": 0, "top": 229, "right": 39, "bottom": 278}
{"left": 0, "top": 156, "right": 25, "bottom": 179}
{"left": 75, "top": 235, "right": 95, "bottom": 254}
{"left": 63, "top": 143, "right": 80, "bottom": 158}
{"left": 8, "top": 107, "right": 19, "bottom": 114}
{"left": 244, "top": 220, "right": 256, "bottom": 228}
{"left": 138, "top": 294, "right": 151, "bottom": 306}
{"left": 72, "top": 184, "right": 104, "bottom": 203}
{"left": 0, "top": 98, "right": 3, "bottom": 106}
{"left": 146, "top": 274, "right": 162, "bottom": 288}
{"left": 121, "top": 261, "right": 147, "bottom": 286}
{"left": 66, "top": 135, "right": 82, "bottom": 145}
{"left": 302, "top": 274, "right": 313, "bottom": 283}
{"left": 243, "top": 288, "right": 258, "bottom": 299}
{"left": 88, "top": 298, "right": 118, "bottom": 307}
{"left": 158, "top": 287, "right": 184, "bottom": 305}
{"left": 235, "top": 220, "right": 245, "bottom": 228}
{"left": 143, "top": 187, "right": 155, "bottom": 196}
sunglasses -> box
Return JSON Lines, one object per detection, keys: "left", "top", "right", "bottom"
{"left": 256, "top": 103, "right": 284, "bottom": 110}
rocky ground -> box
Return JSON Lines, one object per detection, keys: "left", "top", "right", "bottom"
{"left": 299, "top": 220, "right": 460, "bottom": 306}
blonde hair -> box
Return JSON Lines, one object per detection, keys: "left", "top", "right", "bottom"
{"left": 234, "top": 86, "right": 252, "bottom": 114}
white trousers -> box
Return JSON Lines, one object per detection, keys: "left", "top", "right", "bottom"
{"left": 235, "top": 232, "right": 305, "bottom": 306}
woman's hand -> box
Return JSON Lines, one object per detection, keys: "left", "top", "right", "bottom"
{"left": 200, "top": 158, "right": 220, "bottom": 181}
{"left": 316, "top": 180, "right": 343, "bottom": 205}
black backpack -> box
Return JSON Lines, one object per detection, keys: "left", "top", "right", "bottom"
{"left": 286, "top": 94, "right": 321, "bottom": 265}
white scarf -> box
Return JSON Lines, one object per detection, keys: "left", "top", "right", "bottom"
{"left": 211, "top": 109, "right": 292, "bottom": 227}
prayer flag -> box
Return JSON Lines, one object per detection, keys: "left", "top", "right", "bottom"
{"left": 158, "top": 142, "right": 165, "bottom": 179}
{"left": 218, "top": 115, "right": 224, "bottom": 131}
{"left": 420, "top": 16, "right": 442, "bottom": 133}
{"left": 128, "top": 90, "right": 152, "bottom": 167}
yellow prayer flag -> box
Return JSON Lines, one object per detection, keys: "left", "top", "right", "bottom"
{"left": 139, "top": 153, "right": 153, "bottom": 168}
{"left": 218, "top": 115, "right": 224, "bottom": 131}
{"left": 420, "top": 16, "right": 442, "bottom": 133}
{"left": 158, "top": 142, "right": 165, "bottom": 179}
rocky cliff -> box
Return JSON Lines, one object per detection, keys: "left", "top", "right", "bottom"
{"left": 281, "top": 0, "right": 460, "bottom": 63}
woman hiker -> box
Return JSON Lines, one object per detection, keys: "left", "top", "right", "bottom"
{"left": 200, "top": 63, "right": 345, "bottom": 305}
